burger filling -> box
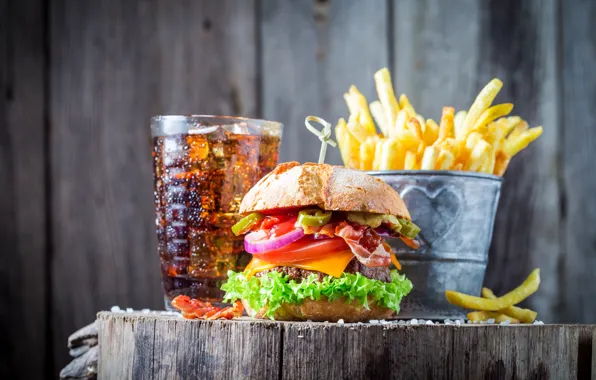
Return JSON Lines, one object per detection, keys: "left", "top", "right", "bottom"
{"left": 221, "top": 207, "right": 419, "bottom": 318}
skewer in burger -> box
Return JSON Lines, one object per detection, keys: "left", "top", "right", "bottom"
{"left": 222, "top": 162, "right": 419, "bottom": 322}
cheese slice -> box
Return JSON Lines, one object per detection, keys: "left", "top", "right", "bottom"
{"left": 244, "top": 251, "right": 355, "bottom": 279}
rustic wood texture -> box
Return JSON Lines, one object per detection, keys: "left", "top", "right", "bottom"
{"left": 0, "top": 0, "right": 47, "bottom": 378}
{"left": 560, "top": 0, "right": 596, "bottom": 325}
{"left": 481, "top": 0, "right": 562, "bottom": 319}
{"left": 50, "top": 0, "right": 257, "bottom": 374}
{"left": 98, "top": 312, "right": 593, "bottom": 380}
{"left": 1, "top": 0, "right": 596, "bottom": 378}
{"left": 98, "top": 313, "right": 282, "bottom": 380}
{"left": 261, "top": 0, "right": 388, "bottom": 165}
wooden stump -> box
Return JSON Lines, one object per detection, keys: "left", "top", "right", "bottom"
{"left": 98, "top": 312, "right": 595, "bottom": 380}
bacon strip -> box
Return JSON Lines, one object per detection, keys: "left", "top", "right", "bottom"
{"left": 172, "top": 295, "right": 244, "bottom": 320}
{"left": 334, "top": 222, "right": 391, "bottom": 267}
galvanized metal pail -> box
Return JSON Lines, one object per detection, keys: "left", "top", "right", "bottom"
{"left": 368, "top": 171, "right": 503, "bottom": 320}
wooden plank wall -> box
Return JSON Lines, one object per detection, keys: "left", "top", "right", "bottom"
{"left": 0, "top": 0, "right": 595, "bottom": 378}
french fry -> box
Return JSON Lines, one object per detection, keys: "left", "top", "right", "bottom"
{"left": 424, "top": 119, "right": 439, "bottom": 146}
{"left": 345, "top": 86, "right": 376, "bottom": 135}
{"left": 421, "top": 146, "right": 440, "bottom": 170}
{"left": 445, "top": 269, "right": 540, "bottom": 311}
{"left": 454, "top": 110, "right": 467, "bottom": 129}
{"left": 346, "top": 111, "right": 373, "bottom": 143}
{"left": 479, "top": 146, "right": 496, "bottom": 174}
{"left": 399, "top": 94, "right": 415, "bottom": 114}
{"left": 372, "top": 139, "right": 385, "bottom": 170}
{"left": 379, "top": 138, "right": 405, "bottom": 170}
{"left": 467, "top": 311, "right": 520, "bottom": 324}
{"left": 497, "top": 116, "right": 523, "bottom": 138}
{"left": 404, "top": 150, "right": 418, "bottom": 170}
{"left": 374, "top": 68, "right": 400, "bottom": 130}
{"left": 437, "top": 107, "right": 455, "bottom": 142}
{"left": 466, "top": 139, "right": 491, "bottom": 172}
{"left": 437, "top": 148, "right": 455, "bottom": 170}
{"left": 392, "top": 109, "right": 409, "bottom": 137}
{"left": 482, "top": 288, "right": 537, "bottom": 323}
{"left": 438, "top": 137, "right": 462, "bottom": 159}
{"left": 406, "top": 117, "right": 424, "bottom": 141}
{"left": 494, "top": 151, "right": 511, "bottom": 176}
{"left": 503, "top": 127, "right": 543, "bottom": 157}
{"left": 369, "top": 100, "right": 389, "bottom": 137}
{"left": 359, "top": 136, "right": 378, "bottom": 170}
{"left": 452, "top": 163, "right": 464, "bottom": 171}
{"left": 335, "top": 118, "right": 361, "bottom": 169}
{"left": 458, "top": 78, "right": 503, "bottom": 139}
{"left": 471, "top": 103, "right": 514, "bottom": 133}
{"left": 507, "top": 120, "right": 529, "bottom": 140}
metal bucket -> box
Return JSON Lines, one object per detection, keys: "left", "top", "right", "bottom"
{"left": 368, "top": 170, "right": 502, "bottom": 320}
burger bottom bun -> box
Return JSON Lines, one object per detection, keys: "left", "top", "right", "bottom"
{"left": 242, "top": 297, "right": 396, "bottom": 322}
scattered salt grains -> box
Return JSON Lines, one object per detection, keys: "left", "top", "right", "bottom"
{"left": 425, "top": 320, "right": 434, "bottom": 325}
{"left": 141, "top": 309, "right": 150, "bottom": 314}
{"left": 409, "top": 319, "right": 419, "bottom": 325}
{"left": 533, "top": 320, "right": 544, "bottom": 325}
{"left": 455, "top": 319, "right": 463, "bottom": 325}
{"left": 500, "top": 320, "right": 510, "bottom": 325}
{"left": 369, "top": 320, "right": 380, "bottom": 324}
{"left": 110, "top": 306, "right": 122, "bottom": 313}
{"left": 126, "top": 308, "right": 134, "bottom": 313}
{"left": 487, "top": 318, "right": 495, "bottom": 324}
{"left": 337, "top": 319, "right": 345, "bottom": 324}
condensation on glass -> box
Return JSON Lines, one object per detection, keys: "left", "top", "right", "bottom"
{"left": 151, "top": 115, "right": 282, "bottom": 309}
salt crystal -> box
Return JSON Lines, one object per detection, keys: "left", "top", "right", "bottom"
{"left": 487, "top": 318, "right": 495, "bottom": 324}
{"left": 337, "top": 319, "right": 345, "bottom": 324}
{"left": 444, "top": 319, "right": 452, "bottom": 325}
{"left": 455, "top": 319, "right": 463, "bottom": 325}
{"left": 425, "top": 320, "right": 434, "bottom": 325}
{"left": 126, "top": 308, "right": 133, "bottom": 313}
{"left": 533, "top": 320, "right": 544, "bottom": 325}
{"left": 110, "top": 306, "right": 121, "bottom": 312}
{"left": 369, "top": 320, "right": 380, "bottom": 324}
{"left": 141, "top": 309, "right": 150, "bottom": 313}
{"left": 379, "top": 320, "right": 389, "bottom": 325}
{"left": 410, "top": 319, "right": 418, "bottom": 325}
{"left": 500, "top": 320, "right": 510, "bottom": 325}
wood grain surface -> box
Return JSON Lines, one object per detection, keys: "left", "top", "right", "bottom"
{"left": 98, "top": 312, "right": 591, "bottom": 380}
{"left": 0, "top": 0, "right": 47, "bottom": 378}
{"left": 1, "top": 0, "right": 595, "bottom": 378}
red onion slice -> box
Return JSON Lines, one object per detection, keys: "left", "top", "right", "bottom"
{"left": 244, "top": 227, "right": 305, "bottom": 254}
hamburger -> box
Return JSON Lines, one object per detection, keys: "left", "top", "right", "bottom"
{"left": 221, "top": 162, "right": 419, "bottom": 322}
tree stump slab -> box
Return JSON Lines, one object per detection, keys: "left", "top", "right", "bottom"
{"left": 97, "top": 312, "right": 595, "bottom": 379}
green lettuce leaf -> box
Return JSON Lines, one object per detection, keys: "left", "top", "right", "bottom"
{"left": 221, "top": 270, "right": 413, "bottom": 319}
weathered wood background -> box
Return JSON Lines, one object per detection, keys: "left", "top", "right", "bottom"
{"left": 0, "top": 0, "right": 594, "bottom": 378}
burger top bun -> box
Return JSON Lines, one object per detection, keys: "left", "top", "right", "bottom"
{"left": 239, "top": 162, "right": 411, "bottom": 219}
{"left": 242, "top": 297, "right": 396, "bottom": 322}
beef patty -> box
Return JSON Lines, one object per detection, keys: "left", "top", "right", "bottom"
{"left": 254, "top": 258, "right": 391, "bottom": 283}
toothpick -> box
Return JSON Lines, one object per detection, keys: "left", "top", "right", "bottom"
{"left": 304, "top": 116, "right": 337, "bottom": 164}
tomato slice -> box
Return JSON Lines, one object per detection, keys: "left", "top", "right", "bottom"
{"left": 251, "top": 237, "right": 350, "bottom": 263}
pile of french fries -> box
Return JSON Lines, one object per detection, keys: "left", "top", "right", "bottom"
{"left": 446, "top": 269, "right": 540, "bottom": 324}
{"left": 335, "top": 68, "right": 543, "bottom": 175}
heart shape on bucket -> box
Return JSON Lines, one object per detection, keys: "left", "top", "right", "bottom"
{"left": 400, "top": 186, "right": 461, "bottom": 246}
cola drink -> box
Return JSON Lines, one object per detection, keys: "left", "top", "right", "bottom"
{"left": 151, "top": 116, "right": 282, "bottom": 309}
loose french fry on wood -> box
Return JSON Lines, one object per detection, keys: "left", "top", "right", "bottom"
{"left": 421, "top": 146, "right": 440, "bottom": 170}
{"left": 369, "top": 100, "right": 389, "bottom": 137}
{"left": 380, "top": 138, "right": 405, "bottom": 170}
{"left": 446, "top": 269, "right": 540, "bottom": 311}
{"left": 458, "top": 78, "right": 503, "bottom": 139}
{"left": 424, "top": 119, "right": 439, "bottom": 146}
{"left": 471, "top": 103, "right": 514, "bottom": 133}
{"left": 437, "top": 107, "right": 455, "bottom": 142}
{"left": 503, "top": 127, "right": 543, "bottom": 157}
{"left": 374, "top": 68, "right": 400, "bottom": 129}
{"left": 482, "top": 287, "right": 537, "bottom": 323}
{"left": 467, "top": 311, "right": 520, "bottom": 324}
